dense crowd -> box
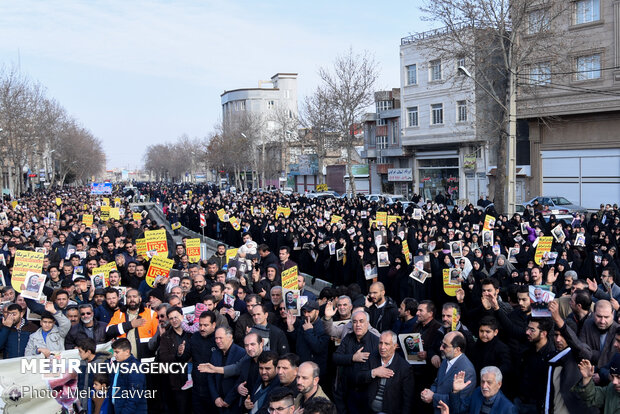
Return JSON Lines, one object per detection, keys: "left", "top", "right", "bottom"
{"left": 0, "top": 183, "right": 619, "bottom": 414}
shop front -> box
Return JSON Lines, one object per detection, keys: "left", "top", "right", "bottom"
{"left": 417, "top": 156, "right": 460, "bottom": 201}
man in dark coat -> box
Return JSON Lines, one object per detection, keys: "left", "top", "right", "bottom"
{"left": 64, "top": 303, "right": 108, "bottom": 349}
{"left": 207, "top": 326, "right": 246, "bottom": 413}
{"left": 365, "top": 282, "right": 399, "bottom": 333}
{"left": 258, "top": 244, "right": 278, "bottom": 276}
{"left": 189, "top": 311, "right": 218, "bottom": 414}
{"left": 250, "top": 303, "right": 289, "bottom": 355}
{"left": 285, "top": 300, "right": 329, "bottom": 377}
{"left": 357, "top": 331, "right": 413, "bottom": 414}
{"left": 110, "top": 338, "right": 148, "bottom": 414}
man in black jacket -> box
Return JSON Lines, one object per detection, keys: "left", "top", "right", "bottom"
{"left": 258, "top": 244, "right": 278, "bottom": 276}
{"left": 185, "top": 274, "right": 209, "bottom": 306}
{"left": 251, "top": 303, "right": 289, "bottom": 355}
{"left": 470, "top": 316, "right": 513, "bottom": 394}
{"left": 64, "top": 303, "right": 108, "bottom": 349}
{"left": 158, "top": 306, "right": 192, "bottom": 413}
{"left": 189, "top": 310, "right": 218, "bottom": 414}
{"left": 358, "top": 330, "right": 413, "bottom": 414}
{"left": 333, "top": 309, "right": 380, "bottom": 414}
{"left": 365, "top": 282, "right": 398, "bottom": 333}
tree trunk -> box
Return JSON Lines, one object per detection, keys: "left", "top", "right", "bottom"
{"left": 317, "top": 153, "right": 325, "bottom": 185}
{"left": 346, "top": 143, "right": 356, "bottom": 195}
{"left": 494, "top": 124, "right": 507, "bottom": 214}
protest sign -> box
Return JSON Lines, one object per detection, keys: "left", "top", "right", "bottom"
{"left": 100, "top": 205, "right": 110, "bottom": 221}
{"left": 146, "top": 256, "right": 174, "bottom": 287}
{"left": 145, "top": 229, "right": 168, "bottom": 256}
{"left": 133, "top": 212, "right": 142, "bottom": 222}
{"left": 442, "top": 268, "right": 460, "bottom": 297}
{"left": 376, "top": 211, "right": 387, "bottom": 226}
{"left": 92, "top": 262, "right": 118, "bottom": 287}
{"left": 483, "top": 215, "right": 495, "bottom": 231}
{"left": 229, "top": 216, "right": 241, "bottom": 231}
{"left": 12, "top": 250, "right": 44, "bottom": 292}
{"left": 136, "top": 238, "right": 147, "bottom": 258}
{"left": 225, "top": 248, "right": 238, "bottom": 264}
{"left": 281, "top": 266, "right": 300, "bottom": 315}
{"left": 330, "top": 214, "right": 343, "bottom": 224}
{"left": 82, "top": 214, "right": 93, "bottom": 227}
{"left": 109, "top": 207, "right": 120, "bottom": 220}
{"left": 534, "top": 236, "right": 554, "bottom": 265}
{"left": 387, "top": 215, "right": 401, "bottom": 227}
{"left": 402, "top": 240, "right": 411, "bottom": 264}
{"left": 186, "top": 238, "right": 201, "bottom": 263}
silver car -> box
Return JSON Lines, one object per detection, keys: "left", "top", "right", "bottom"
{"left": 524, "top": 196, "right": 587, "bottom": 214}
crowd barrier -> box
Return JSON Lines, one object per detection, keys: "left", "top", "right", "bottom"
{"left": 131, "top": 203, "right": 330, "bottom": 296}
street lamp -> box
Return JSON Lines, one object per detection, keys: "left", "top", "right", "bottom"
{"left": 457, "top": 65, "right": 516, "bottom": 215}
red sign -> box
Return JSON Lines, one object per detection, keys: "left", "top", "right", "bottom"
{"left": 422, "top": 177, "right": 431, "bottom": 182}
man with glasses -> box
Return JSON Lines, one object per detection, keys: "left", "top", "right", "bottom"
{"left": 65, "top": 303, "right": 107, "bottom": 349}
{"left": 421, "top": 331, "right": 476, "bottom": 413}
{"left": 267, "top": 388, "right": 296, "bottom": 414}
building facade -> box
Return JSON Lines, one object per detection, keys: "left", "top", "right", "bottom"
{"left": 220, "top": 73, "right": 298, "bottom": 188}
{"left": 517, "top": 0, "right": 620, "bottom": 209}
{"left": 400, "top": 28, "right": 503, "bottom": 204}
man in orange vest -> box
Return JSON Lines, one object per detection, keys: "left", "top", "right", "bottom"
{"left": 106, "top": 288, "right": 158, "bottom": 360}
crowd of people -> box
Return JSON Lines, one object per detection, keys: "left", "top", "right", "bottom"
{"left": 0, "top": 182, "right": 618, "bottom": 414}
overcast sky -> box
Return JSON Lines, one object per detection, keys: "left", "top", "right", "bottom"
{"left": 0, "top": 0, "right": 434, "bottom": 170}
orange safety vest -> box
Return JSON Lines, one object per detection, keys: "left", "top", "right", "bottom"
{"left": 107, "top": 307, "right": 158, "bottom": 344}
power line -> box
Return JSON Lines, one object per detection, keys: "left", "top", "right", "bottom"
{"left": 530, "top": 81, "right": 620, "bottom": 98}
{"left": 515, "top": 65, "right": 620, "bottom": 77}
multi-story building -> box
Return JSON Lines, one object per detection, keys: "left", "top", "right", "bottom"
{"left": 399, "top": 27, "right": 513, "bottom": 204}
{"left": 362, "top": 89, "right": 411, "bottom": 195}
{"left": 220, "top": 73, "right": 298, "bottom": 188}
{"left": 518, "top": 0, "right": 620, "bottom": 209}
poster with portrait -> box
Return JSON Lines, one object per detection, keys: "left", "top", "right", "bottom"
{"left": 364, "top": 264, "right": 378, "bottom": 280}
{"left": 336, "top": 248, "right": 345, "bottom": 262}
{"left": 450, "top": 241, "right": 462, "bottom": 258}
{"left": 520, "top": 222, "right": 529, "bottom": 235}
{"left": 282, "top": 266, "right": 300, "bottom": 316}
{"left": 529, "top": 285, "right": 555, "bottom": 317}
{"left": 328, "top": 242, "right": 336, "bottom": 256}
{"left": 0, "top": 270, "right": 5, "bottom": 287}
{"left": 449, "top": 268, "right": 462, "bottom": 285}
{"left": 482, "top": 230, "right": 493, "bottom": 246}
{"left": 507, "top": 247, "right": 519, "bottom": 264}
{"left": 377, "top": 251, "right": 389, "bottom": 268}
{"left": 551, "top": 225, "right": 565, "bottom": 243}
{"left": 409, "top": 267, "right": 429, "bottom": 284}
{"left": 574, "top": 233, "right": 586, "bottom": 247}
{"left": 21, "top": 271, "right": 46, "bottom": 301}
{"left": 399, "top": 333, "right": 425, "bottom": 364}
{"left": 413, "top": 208, "right": 423, "bottom": 220}
{"left": 90, "top": 272, "right": 107, "bottom": 290}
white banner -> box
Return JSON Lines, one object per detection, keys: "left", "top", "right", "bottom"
{"left": 387, "top": 168, "right": 412, "bottom": 182}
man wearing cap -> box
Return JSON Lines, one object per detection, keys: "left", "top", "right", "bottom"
{"left": 572, "top": 354, "right": 620, "bottom": 413}
{"left": 285, "top": 300, "right": 329, "bottom": 381}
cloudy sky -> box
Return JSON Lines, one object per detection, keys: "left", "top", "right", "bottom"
{"left": 0, "top": 1, "right": 434, "bottom": 170}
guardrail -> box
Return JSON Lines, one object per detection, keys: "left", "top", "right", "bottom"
{"left": 131, "top": 203, "right": 330, "bottom": 296}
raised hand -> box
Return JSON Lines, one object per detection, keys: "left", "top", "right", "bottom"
{"left": 578, "top": 359, "right": 594, "bottom": 386}
{"left": 324, "top": 300, "right": 337, "bottom": 320}
{"left": 177, "top": 340, "right": 186, "bottom": 356}
{"left": 455, "top": 288, "right": 465, "bottom": 303}
{"left": 44, "top": 301, "right": 56, "bottom": 314}
{"left": 586, "top": 278, "right": 598, "bottom": 293}
{"left": 452, "top": 371, "right": 472, "bottom": 393}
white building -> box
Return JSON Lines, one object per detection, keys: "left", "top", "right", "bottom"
{"left": 400, "top": 28, "right": 509, "bottom": 204}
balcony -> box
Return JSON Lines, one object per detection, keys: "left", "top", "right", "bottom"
{"left": 380, "top": 147, "right": 405, "bottom": 157}
{"left": 361, "top": 148, "right": 377, "bottom": 159}
{"left": 376, "top": 164, "right": 394, "bottom": 174}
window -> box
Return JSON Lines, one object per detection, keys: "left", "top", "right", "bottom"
{"left": 575, "top": 0, "right": 600, "bottom": 25}
{"left": 430, "top": 60, "right": 442, "bottom": 81}
{"left": 456, "top": 57, "right": 466, "bottom": 69}
{"left": 431, "top": 103, "right": 443, "bottom": 125}
{"left": 529, "top": 62, "right": 552, "bottom": 85}
{"left": 377, "top": 136, "right": 388, "bottom": 149}
{"left": 406, "top": 64, "right": 417, "bottom": 85}
{"left": 457, "top": 101, "right": 467, "bottom": 122}
{"left": 391, "top": 120, "right": 399, "bottom": 145}
{"left": 376, "top": 118, "right": 387, "bottom": 126}
{"left": 376, "top": 100, "right": 393, "bottom": 112}
{"left": 407, "top": 106, "right": 418, "bottom": 127}
{"left": 528, "top": 9, "right": 550, "bottom": 34}
{"left": 268, "top": 100, "right": 275, "bottom": 109}
{"left": 575, "top": 54, "right": 601, "bottom": 80}
{"left": 239, "top": 100, "right": 246, "bottom": 110}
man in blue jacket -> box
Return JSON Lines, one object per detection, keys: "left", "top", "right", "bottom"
{"left": 110, "top": 338, "right": 147, "bottom": 414}
{"left": 421, "top": 331, "right": 476, "bottom": 414}
{"left": 207, "top": 326, "right": 246, "bottom": 413}
{"left": 443, "top": 366, "right": 517, "bottom": 414}
{"left": 0, "top": 303, "right": 38, "bottom": 358}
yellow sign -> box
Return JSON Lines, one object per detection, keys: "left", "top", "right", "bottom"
{"left": 82, "top": 214, "right": 93, "bottom": 227}
{"left": 534, "top": 236, "right": 554, "bottom": 265}
{"left": 136, "top": 238, "right": 147, "bottom": 258}
{"left": 376, "top": 212, "right": 387, "bottom": 226}
{"left": 225, "top": 248, "right": 238, "bottom": 264}
{"left": 133, "top": 212, "right": 142, "bottom": 222}
{"left": 10, "top": 201, "right": 17, "bottom": 209}
{"left": 110, "top": 207, "right": 120, "bottom": 220}
{"left": 171, "top": 222, "right": 181, "bottom": 230}
{"left": 102, "top": 198, "right": 110, "bottom": 207}
{"left": 229, "top": 216, "right": 241, "bottom": 231}
{"left": 114, "top": 197, "right": 121, "bottom": 206}
{"left": 146, "top": 256, "right": 174, "bottom": 287}
{"left": 443, "top": 268, "right": 460, "bottom": 297}
{"left": 217, "top": 208, "right": 227, "bottom": 222}
{"left": 402, "top": 240, "right": 411, "bottom": 264}
{"left": 281, "top": 266, "right": 299, "bottom": 290}
{"left": 100, "top": 205, "right": 110, "bottom": 221}
{"left": 145, "top": 229, "right": 168, "bottom": 256}
{"left": 387, "top": 215, "right": 401, "bottom": 227}
{"left": 330, "top": 215, "right": 343, "bottom": 224}
{"left": 92, "top": 262, "right": 118, "bottom": 287}
{"left": 12, "top": 250, "right": 45, "bottom": 292}
{"left": 84, "top": 204, "right": 89, "bottom": 211}
{"left": 276, "top": 206, "right": 291, "bottom": 219}
{"left": 483, "top": 215, "right": 496, "bottom": 231}
{"left": 186, "top": 238, "right": 201, "bottom": 263}
{"left": 55, "top": 198, "right": 62, "bottom": 206}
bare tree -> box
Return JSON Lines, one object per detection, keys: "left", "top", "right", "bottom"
{"left": 269, "top": 103, "right": 299, "bottom": 184}
{"left": 300, "top": 86, "right": 337, "bottom": 185}
{"left": 319, "top": 48, "right": 379, "bottom": 195}
{"left": 420, "top": 0, "right": 570, "bottom": 212}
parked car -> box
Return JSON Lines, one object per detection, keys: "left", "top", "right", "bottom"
{"left": 516, "top": 203, "right": 574, "bottom": 224}
{"left": 367, "top": 194, "right": 406, "bottom": 204}
{"left": 524, "top": 196, "right": 587, "bottom": 214}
